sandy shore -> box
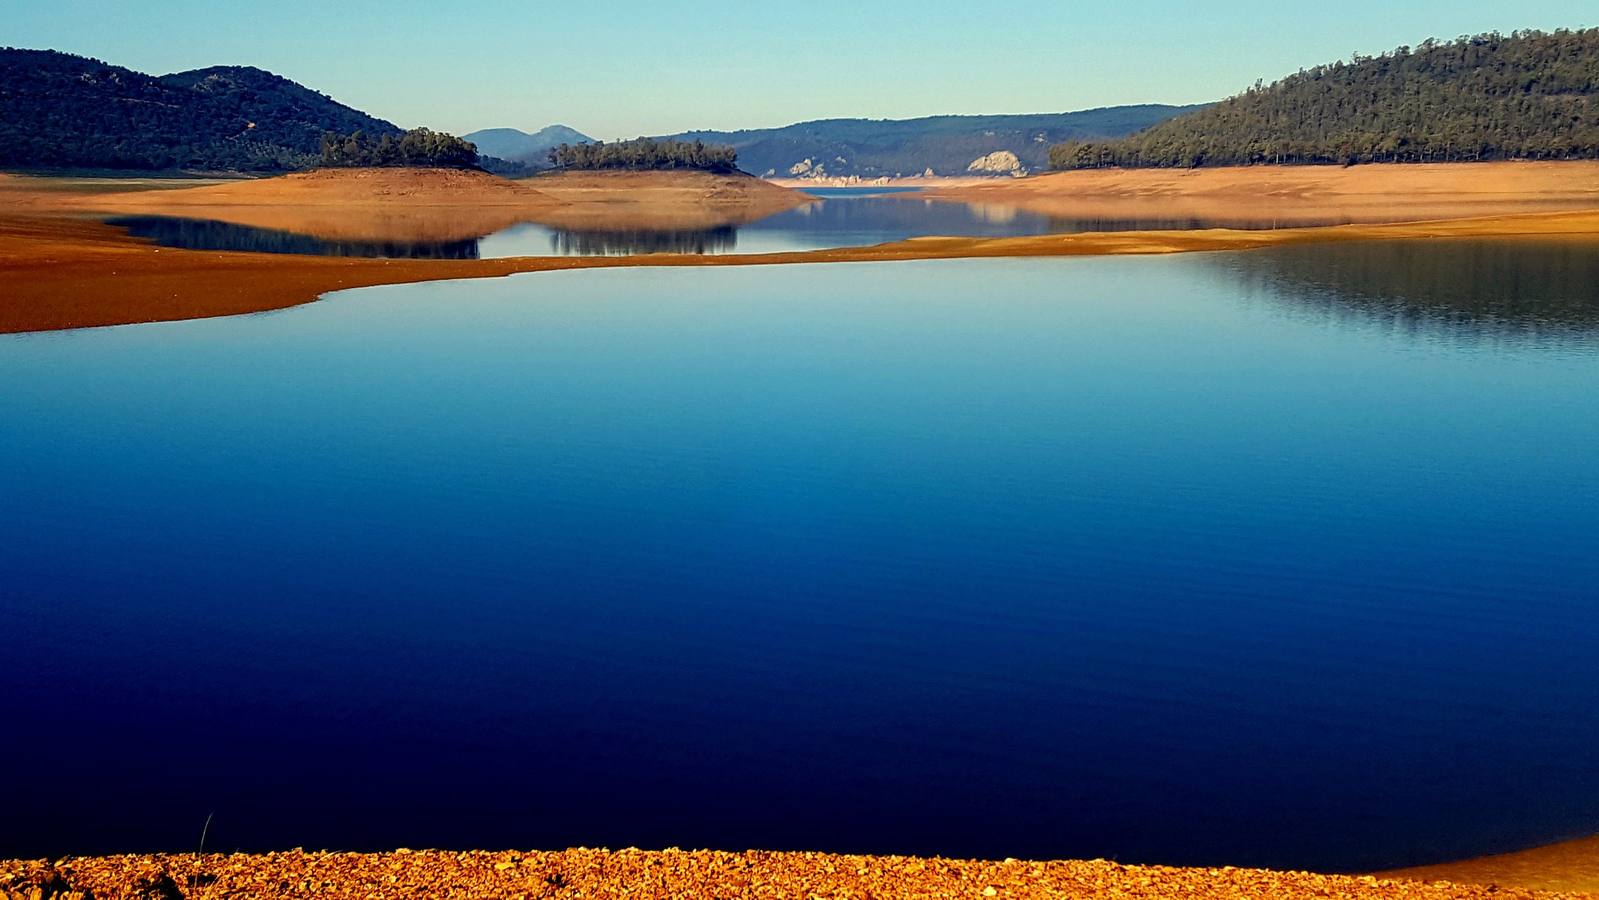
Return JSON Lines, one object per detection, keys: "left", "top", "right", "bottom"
{"left": 6, "top": 161, "right": 1598, "bottom": 334}
{"left": 2, "top": 848, "right": 1592, "bottom": 900}
{"left": 521, "top": 169, "right": 814, "bottom": 231}
{"left": 75, "top": 166, "right": 557, "bottom": 207}
{"left": 0, "top": 168, "right": 562, "bottom": 245}
{"left": 924, "top": 161, "right": 1599, "bottom": 226}
{"left": 1380, "top": 836, "right": 1599, "bottom": 895}
{"left": 0, "top": 168, "right": 813, "bottom": 243}
{"left": 5, "top": 202, "right": 1599, "bottom": 335}
{"left": 2, "top": 160, "right": 1598, "bottom": 335}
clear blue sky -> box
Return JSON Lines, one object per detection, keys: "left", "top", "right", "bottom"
{"left": 7, "top": 1, "right": 1593, "bottom": 138}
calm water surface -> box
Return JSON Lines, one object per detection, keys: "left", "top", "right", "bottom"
{"left": 2, "top": 242, "right": 1597, "bottom": 868}
{"left": 109, "top": 187, "right": 1346, "bottom": 259}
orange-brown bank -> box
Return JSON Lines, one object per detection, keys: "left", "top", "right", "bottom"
{"left": 3, "top": 163, "right": 1599, "bottom": 335}
{"left": 1379, "top": 835, "right": 1599, "bottom": 896}
{"left": 921, "top": 160, "right": 1599, "bottom": 227}
{"left": 2, "top": 847, "right": 1595, "bottom": 900}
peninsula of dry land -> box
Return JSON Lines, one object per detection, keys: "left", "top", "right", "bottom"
{"left": 4, "top": 162, "right": 1599, "bottom": 336}
{"left": 3, "top": 167, "right": 812, "bottom": 243}
{"left": 921, "top": 161, "right": 1599, "bottom": 226}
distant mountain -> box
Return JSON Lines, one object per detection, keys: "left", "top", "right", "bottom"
{"left": 0, "top": 48, "right": 401, "bottom": 171}
{"left": 657, "top": 106, "right": 1203, "bottom": 179}
{"left": 1051, "top": 29, "right": 1599, "bottom": 169}
{"left": 463, "top": 125, "right": 595, "bottom": 165}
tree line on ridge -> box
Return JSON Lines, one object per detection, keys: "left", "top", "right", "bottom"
{"left": 1050, "top": 29, "right": 1599, "bottom": 169}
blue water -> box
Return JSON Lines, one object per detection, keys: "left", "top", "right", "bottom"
{"left": 111, "top": 191, "right": 1301, "bottom": 260}
{"left": 473, "top": 194, "right": 1080, "bottom": 257}
{"left": 2, "top": 242, "right": 1597, "bottom": 869}
{"left": 111, "top": 195, "right": 1081, "bottom": 259}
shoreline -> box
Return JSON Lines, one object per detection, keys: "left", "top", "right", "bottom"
{"left": 0, "top": 168, "right": 815, "bottom": 243}
{"left": 2, "top": 846, "right": 1592, "bottom": 900}
{"left": 1380, "top": 835, "right": 1599, "bottom": 895}
{"left": 921, "top": 161, "right": 1599, "bottom": 226}
{"left": 4, "top": 205, "right": 1599, "bottom": 335}
{"left": 4, "top": 167, "right": 1598, "bottom": 895}
{"left": 771, "top": 174, "right": 1007, "bottom": 190}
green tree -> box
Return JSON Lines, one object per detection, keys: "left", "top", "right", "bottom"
{"left": 1050, "top": 29, "right": 1599, "bottom": 170}
{"left": 547, "top": 138, "right": 739, "bottom": 173}
{"left": 318, "top": 127, "right": 479, "bottom": 169}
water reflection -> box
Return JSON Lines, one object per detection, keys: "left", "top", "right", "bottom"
{"left": 546, "top": 226, "right": 737, "bottom": 256}
{"left": 114, "top": 191, "right": 1338, "bottom": 261}
{"left": 108, "top": 216, "right": 483, "bottom": 260}
{"left": 1215, "top": 240, "right": 1599, "bottom": 342}
{"left": 747, "top": 195, "right": 1061, "bottom": 241}
{"left": 108, "top": 201, "right": 1599, "bottom": 316}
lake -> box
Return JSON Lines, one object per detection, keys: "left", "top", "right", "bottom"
{"left": 107, "top": 188, "right": 1348, "bottom": 259}
{"left": 2, "top": 240, "right": 1596, "bottom": 870}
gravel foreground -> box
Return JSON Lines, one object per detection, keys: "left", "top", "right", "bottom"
{"left": 3, "top": 849, "right": 1593, "bottom": 900}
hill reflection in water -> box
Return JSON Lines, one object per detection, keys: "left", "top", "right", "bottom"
{"left": 108, "top": 216, "right": 485, "bottom": 260}
{"left": 111, "top": 215, "right": 744, "bottom": 258}
{"left": 1214, "top": 239, "right": 1599, "bottom": 343}
{"left": 113, "top": 192, "right": 1345, "bottom": 261}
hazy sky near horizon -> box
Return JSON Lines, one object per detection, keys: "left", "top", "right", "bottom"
{"left": 7, "top": 1, "right": 1594, "bottom": 138}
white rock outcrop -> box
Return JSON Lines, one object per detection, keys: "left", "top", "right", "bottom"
{"left": 967, "top": 151, "right": 1025, "bottom": 175}
{"left": 784, "top": 174, "right": 893, "bottom": 187}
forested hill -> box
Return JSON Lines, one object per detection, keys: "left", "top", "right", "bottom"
{"left": 1051, "top": 29, "right": 1599, "bottom": 169}
{"left": 659, "top": 106, "right": 1201, "bottom": 179}
{"left": 0, "top": 49, "right": 402, "bottom": 171}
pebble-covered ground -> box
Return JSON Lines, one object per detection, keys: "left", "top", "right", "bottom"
{"left": 2, "top": 849, "right": 1593, "bottom": 900}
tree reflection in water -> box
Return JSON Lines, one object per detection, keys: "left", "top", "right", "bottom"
{"left": 1211, "top": 239, "right": 1599, "bottom": 343}
{"left": 547, "top": 226, "right": 737, "bottom": 256}
{"left": 108, "top": 216, "right": 484, "bottom": 260}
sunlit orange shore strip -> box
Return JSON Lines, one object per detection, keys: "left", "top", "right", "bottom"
{"left": 2, "top": 843, "right": 1595, "bottom": 900}
{"left": 1383, "top": 835, "right": 1599, "bottom": 895}
{"left": 5, "top": 205, "right": 1599, "bottom": 335}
